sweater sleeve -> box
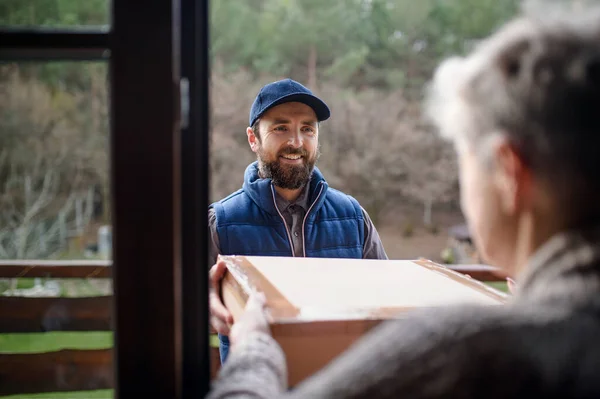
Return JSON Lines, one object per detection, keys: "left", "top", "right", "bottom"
{"left": 204, "top": 303, "right": 557, "bottom": 399}
{"left": 206, "top": 331, "right": 288, "bottom": 399}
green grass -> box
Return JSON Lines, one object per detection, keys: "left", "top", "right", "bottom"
{"left": 210, "top": 333, "right": 220, "bottom": 348}
{"left": 0, "top": 278, "right": 36, "bottom": 293}
{"left": 0, "top": 331, "right": 112, "bottom": 353}
{"left": 14, "top": 278, "right": 35, "bottom": 289}
{"left": 485, "top": 281, "right": 509, "bottom": 293}
{"left": 2, "top": 390, "right": 113, "bottom": 399}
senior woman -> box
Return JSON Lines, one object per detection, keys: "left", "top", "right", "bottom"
{"left": 206, "top": 7, "right": 600, "bottom": 399}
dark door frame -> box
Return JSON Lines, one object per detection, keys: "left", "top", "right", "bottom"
{"left": 180, "top": 0, "right": 211, "bottom": 397}
{"left": 0, "top": 0, "right": 211, "bottom": 397}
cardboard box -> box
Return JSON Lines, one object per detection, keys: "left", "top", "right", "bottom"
{"left": 220, "top": 255, "right": 507, "bottom": 386}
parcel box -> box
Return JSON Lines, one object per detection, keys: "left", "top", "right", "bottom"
{"left": 220, "top": 255, "right": 507, "bottom": 386}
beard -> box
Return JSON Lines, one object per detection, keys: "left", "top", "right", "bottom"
{"left": 257, "top": 145, "right": 320, "bottom": 189}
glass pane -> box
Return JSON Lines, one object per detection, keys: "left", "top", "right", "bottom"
{"left": 0, "top": 61, "right": 113, "bottom": 399}
{"left": 0, "top": 0, "right": 110, "bottom": 27}
{"left": 208, "top": 0, "right": 520, "bottom": 266}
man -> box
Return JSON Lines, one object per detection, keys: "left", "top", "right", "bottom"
{"left": 208, "top": 78, "right": 388, "bottom": 363}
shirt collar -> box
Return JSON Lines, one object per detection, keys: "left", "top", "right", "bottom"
{"left": 274, "top": 182, "right": 311, "bottom": 213}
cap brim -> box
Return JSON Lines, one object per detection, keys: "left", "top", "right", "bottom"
{"left": 258, "top": 93, "right": 330, "bottom": 124}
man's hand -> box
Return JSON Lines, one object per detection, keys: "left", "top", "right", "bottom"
{"left": 230, "top": 292, "right": 271, "bottom": 350}
{"left": 209, "top": 261, "right": 234, "bottom": 335}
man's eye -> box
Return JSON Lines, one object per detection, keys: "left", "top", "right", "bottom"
{"left": 303, "top": 127, "right": 315, "bottom": 134}
{"left": 274, "top": 126, "right": 287, "bottom": 132}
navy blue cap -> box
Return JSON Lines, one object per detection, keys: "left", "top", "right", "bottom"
{"left": 249, "top": 78, "right": 331, "bottom": 127}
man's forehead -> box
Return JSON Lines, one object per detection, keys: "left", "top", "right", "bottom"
{"left": 261, "top": 102, "right": 318, "bottom": 122}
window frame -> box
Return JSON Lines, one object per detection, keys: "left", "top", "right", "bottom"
{"left": 0, "top": 1, "right": 211, "bottom": 397}
{"left": 0, "top": 27, "right": 110, "bottom": 60}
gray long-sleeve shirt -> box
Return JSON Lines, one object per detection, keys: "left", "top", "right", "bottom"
{"left": 208, "top": 184, "right": 388, "bottom": 266}
{"left": 206, "top": 226, "right": 600, "bottom": 398}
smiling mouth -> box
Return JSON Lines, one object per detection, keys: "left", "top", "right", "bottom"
{"left": 280, "top": 154, "right": 303, "bottom": 160}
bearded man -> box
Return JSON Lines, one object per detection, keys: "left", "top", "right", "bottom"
{"left": 208, "top": 78, "right": 388, "bottom": 363}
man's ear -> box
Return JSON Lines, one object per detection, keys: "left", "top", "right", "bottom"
{"left": 493, "top": 140, "right": 531, "bottom": 215}
{"left": 247, "top": 126, "right": 259, "bottom": 153}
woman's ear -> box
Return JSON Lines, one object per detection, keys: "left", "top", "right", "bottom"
{"left": 493, "top": 140, "right": 531, "bottom": 215}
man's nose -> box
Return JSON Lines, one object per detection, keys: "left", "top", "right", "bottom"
{"left": 287, "top": 131, "right": 303, "bottom": 148}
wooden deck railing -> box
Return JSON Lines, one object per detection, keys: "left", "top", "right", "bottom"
{"left": 0, "top": 259, "right": 506, "bottom": 397}
{"left": 0, "top": 260, "right": 112, "bottom": 396}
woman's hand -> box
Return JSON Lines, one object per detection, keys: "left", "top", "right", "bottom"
{"left": 507, "top": 277, "right": 517, "bottom": 294}
{"left": 230, "top": 292, "right": 271, "bottom": 350}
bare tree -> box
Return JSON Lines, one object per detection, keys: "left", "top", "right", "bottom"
{"left": 0, "top": 66, "right": 105, "bottom": 260}
{"left": 0, "top": 148, "right": 95, "bottom": 259}
{"left": 398, "top": 120, "right": 459, "bottom": 227}
{"left": 209, "top": 66, "right": 259, "bottom": 202}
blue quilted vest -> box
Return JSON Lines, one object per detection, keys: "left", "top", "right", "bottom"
{"left": 211, "top": 161, "right": 364, "bottom": 258}
{"left": 211, "top": 161, "right": 364, "bottom": 363}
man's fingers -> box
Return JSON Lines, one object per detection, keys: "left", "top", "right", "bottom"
{"left": 209, "top": 290, "right": 233, "bottom": 324}
{"left": 209, "top": 261, "right": 227, "bottom": 286}
{"left": 210, "top": 315, "right": 230, "bottom": 335}
{"left": 208, "top": 260, "right": 233, "bottom": 324}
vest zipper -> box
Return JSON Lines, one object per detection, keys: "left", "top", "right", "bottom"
{"left": 270, "top": 185, "right": 295, "bottom": 257}
{"left": 301, "top": 183, "right": 325, "bottom": 257}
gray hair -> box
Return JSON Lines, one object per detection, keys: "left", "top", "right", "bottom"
{"left": 424, "top": 4, "right": 600, "bottom": 203}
